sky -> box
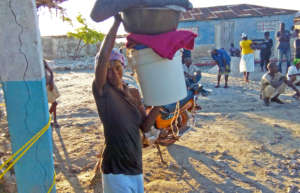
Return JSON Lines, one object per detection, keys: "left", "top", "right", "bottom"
{"left": 38, "top": 0, "right": 300, "bottom": 36}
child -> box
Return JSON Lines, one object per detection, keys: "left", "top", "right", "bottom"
{"left": 44, "top": 60, "right": 60, "bottom": 127}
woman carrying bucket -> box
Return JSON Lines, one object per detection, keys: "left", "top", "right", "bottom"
{"left": 92, "top": 14, "right": 161, "bottom": 193}
{"left": 240, "top": 33, "right": 255, "bottom": 83}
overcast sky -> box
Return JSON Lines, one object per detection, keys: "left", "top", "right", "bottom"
{"left": 38, "top": 0, "right": 300, "bottom": 36}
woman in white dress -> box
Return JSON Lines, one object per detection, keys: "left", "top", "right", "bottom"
{"left": 240, "top": 33, "right": 255, "bottom": 83}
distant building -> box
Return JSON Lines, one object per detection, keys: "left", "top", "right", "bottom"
{"left": 178, "top": 4, "right": 298, "bottom": 62}
{"left": 41, "top": 35, "right": 126, "bottom": 60}
{"left": 41, "top": 35, "right": 99, "bottom": 59}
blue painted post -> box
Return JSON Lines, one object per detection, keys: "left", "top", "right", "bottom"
{"left": 0, "top": 0, "right": 56, "bottom": 192}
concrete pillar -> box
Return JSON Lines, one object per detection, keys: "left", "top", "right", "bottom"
{"left": 0, "top": 0, "right": 56, "bottom": 193}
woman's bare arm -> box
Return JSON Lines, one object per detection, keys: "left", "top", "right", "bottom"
{"left": 94, "top": 15, "right": 122, "bottom": 95}
{"left": 284, "top": 78, "right": 300, "bottom": 95}
{"left": 141, "top": 107, "right": 162, "bottom": 133}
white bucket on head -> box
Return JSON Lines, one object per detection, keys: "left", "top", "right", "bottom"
{"left": 133, "top": 48, "right": 187, "bottom": 106}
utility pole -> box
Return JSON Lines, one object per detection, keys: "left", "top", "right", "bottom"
{"left": 0, "top": 0, "right": 56, "bottom": 192}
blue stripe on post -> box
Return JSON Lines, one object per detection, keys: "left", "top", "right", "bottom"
{"left": 2, "top": 77, "right": 55, "bottom": 193}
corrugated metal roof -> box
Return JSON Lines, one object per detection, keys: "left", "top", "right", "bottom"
{"left": 180, "top": 4, "right": 298, "bottom": 22}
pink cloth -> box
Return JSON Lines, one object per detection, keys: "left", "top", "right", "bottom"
{"left": 126, "top": 30, "right": 197, "bottom": 60}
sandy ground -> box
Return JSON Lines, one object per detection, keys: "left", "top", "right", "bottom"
{"left": 1, "top": 68, "right": 300, "bottom": 193}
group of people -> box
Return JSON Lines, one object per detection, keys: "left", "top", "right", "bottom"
{"left": 211, "top": 31, "right": 272, "bottom": 85}
{"left": 239, "top": 22, "right": 299, "bottom": 75}
{"left": 211, "top": 22, "right": 300, "bottom": 86}
{"left": 208, "top": 22, "right": 300, "bottom": 106}
{"left": 260, "top": 60, "right": 300, "bottom": 106}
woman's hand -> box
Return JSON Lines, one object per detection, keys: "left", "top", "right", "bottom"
{"left": 114, "top": 14, "right": 122, "bottom": 23}
{"left": 141, "top": 106, "right": 162, "bottom": 133}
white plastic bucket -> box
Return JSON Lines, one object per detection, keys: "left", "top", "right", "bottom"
{"left": 133, "top": 48, "right": 187, "bottom": 106}
{"left": 254, "top": 50, "right": 260, "bottom": 61}
{"left": 230, "top": 56, "right": 241, "bottom": 76}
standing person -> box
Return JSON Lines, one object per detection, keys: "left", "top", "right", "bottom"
{"left": 44, "top": 60, "right": 60, "bottom": 128}
{"left": 294, "top": 29, "right": 300, "bottom": 59}
{"left": 92, "top": 15, "right": 160, "bottom": 193}
{"left": 239, "top": 33, "right": 255, "bottom": 83}
{"left": 277, "top": 22, "right": 291, "bottom": 73}
{"left": 260, "top": 63, "right": 300, "bottom": 106}
{"left": 229, "top": 43, "right": 240, "bottom": 57}
{"left": 211, "top": 48, "right": 231, "bottom": 88}
{"left": 291, "top": 26, "right": 297, "bottom": 60}
{"left": 260, "top": 32, "right": 273, "bottom": 72}
{"left": 291, "top": 26, "right": 297, "bottom": 37}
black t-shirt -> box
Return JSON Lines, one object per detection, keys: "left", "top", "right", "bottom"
{"left": 92, "top": 82, "right": 143, "bottom": 175}
{"left": 260, "top": 39, "right": 273, "bottom": 55}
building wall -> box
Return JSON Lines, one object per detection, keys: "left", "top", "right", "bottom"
{"left": 179, "top": 14, "right": 296, "bottom": 62}
{"left": 41, "top": 36, "right": 99, "bottom": 59}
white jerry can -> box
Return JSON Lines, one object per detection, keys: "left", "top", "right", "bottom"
{"left": 254, "top": 50, "right": 260, "bottom": 61}
{"left": 132, "top": 48, "right": 187, "bottom": 106}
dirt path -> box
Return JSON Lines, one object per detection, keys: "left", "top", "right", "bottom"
{"left": 1, "top": 70, "right": 300, "bottom": 193}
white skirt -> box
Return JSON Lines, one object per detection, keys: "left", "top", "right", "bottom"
{"left": 240, "top": 53, "right": 255, "bottom": 73}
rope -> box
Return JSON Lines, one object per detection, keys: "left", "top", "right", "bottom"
{"left": 0, "top": 115, "right": 56, "bottom": 192}
{"left": 47, "top": 171, "right": 56, "bottom": 193}
{"left": 170, "top": 101, "right": 180, "bottom": 137}
{"left": 191, "top": 96, "right": 197, "bottom": 127}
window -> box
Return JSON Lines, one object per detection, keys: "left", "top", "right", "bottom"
{"left": 257, "top": 20, "right": 280, "bottom": 32}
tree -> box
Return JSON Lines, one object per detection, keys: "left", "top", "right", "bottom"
{"left": 36, "top": 0, "right": 68, "bottom": 10}
{"left": 67, "top": 14, "right": 105, "bottom": 59}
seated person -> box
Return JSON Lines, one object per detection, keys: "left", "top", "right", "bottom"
{"left": 261, "top": 63, "right": 300, "bottom": 106}
{"left": 181, "top": 48, "right": 191, "bottom": 64}
{"left": 287, "top": 58, "right": 300, "bottom": 98}
{"left": 163, "top": 90, "right": 195, "bottom": 113}
{"left": 164, "top": 58, "right": 207, "bottom": 113}
{"left": 163, "top": 76, "right": 207, "bottom": 113}
{"left": 183, "top": 57, "right": 201, "bottom": 89}
{"left": 287, "top": 58, "right": 300, "bottom": 86}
